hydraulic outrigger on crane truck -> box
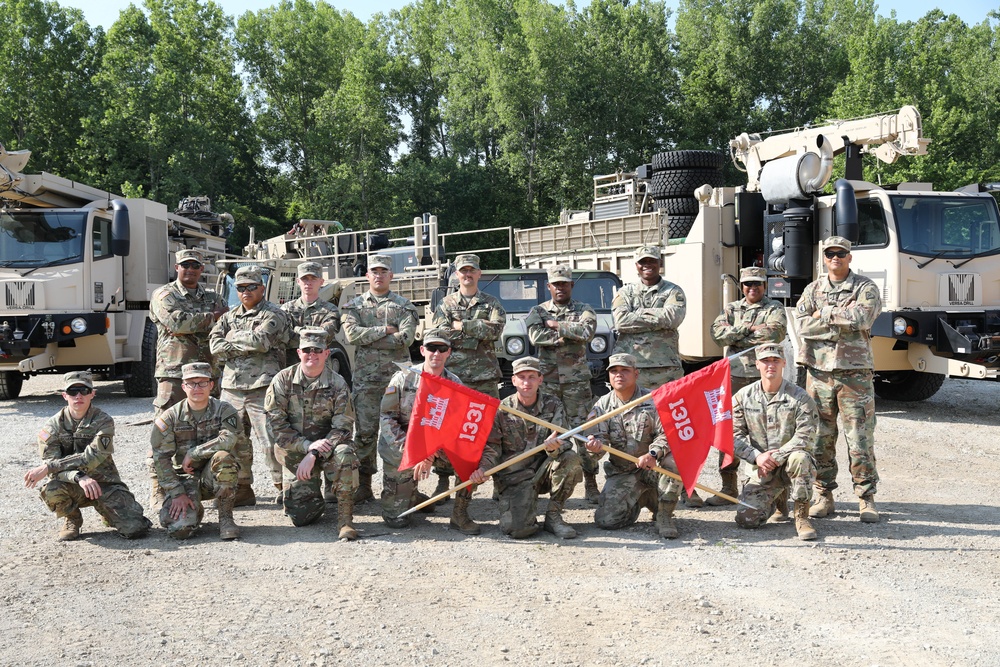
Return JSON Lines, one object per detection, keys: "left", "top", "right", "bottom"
{"left": 515, "top": 106, "right": 1000, "bottom": 401}
{"left": 0, "top": 144, "right": 232, "bottom": 399}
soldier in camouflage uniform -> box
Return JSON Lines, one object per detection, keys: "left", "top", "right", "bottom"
{"left": 794, "top": 236, "right": 882, "bottom": 523}
{"left": 147, "top": 248, "right": 228, "bottom": 510}
{"left": 209, "top": 265, "right": 292, "bottom": 506}
{"left": 281, "top": 261, "right": 343, "bottom": 503}
{"left": 266, "top": 329, "right": 359, "bottom": 540}
{"left": 150, "top": 363, "right": 241, "bottom": 540}
{"left": 525, "top": 265, "right": 600, "bottom": 503}
{"left": 707, "top": 265, "right": 787, "bottom": 506}
{"left": 24, "top": 372, "right": 151, "bottom": 541}
{"left": 478, "top": 356, "right": 581, "bottom": 539}
{"left": 342, "top": 254, "right": 419, "bottom": 504}
{"left": 378, "top": 330, "right": 483, "bottom": 534}
{"left": 731, "top": 344, "right": 818, "bottom": 540}
{"left": 583, "top": 354, "right": 683, "bottom": 540}
{"left": 429, "top": 253, "right": 506, "bottom": 497}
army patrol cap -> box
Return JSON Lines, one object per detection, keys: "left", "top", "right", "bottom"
{"left": 234, "top": 265, "right": 263, "bottom": 285}
{"left": 62, "top": 371, "right": 94, "bottom": 390}
{"left": 455, "top": 254, "right": 480, "bottom": 270}
{"left": 368, "top": 254, "right": 392, "bottom": 270}
{"left": 740, "top": 266, "right": 767, "bottom": 283}
{"left": 175, "top": 249, "right": 204, "bottom": 266}
{"left": 181, "top": 362, "right": 213, "bottom": 380}
{"left": 511, "top": 356, "right": 542, "bottom": 375}
{"left": 822, "top": 236, "right": 852, "bottom": 251}
{"left": 422, "top": 328, "right": 452, "bottom": 348}
{"left": 298, "top": 327, "right": 329, "bottom": 350}
{"left": 607, "top": 353, "right": 638, "bottom": 370}
{"left": 635, "top": 245, "right": 661, "bottom": 261}
{"left": 756, "top": 343, "right": 785, "bottom": 360}
{"left": 297, "top": 261, "right": 322, "bottom": 278}
{"left": 547, "top": 265, "right": 574, "bottom": 284}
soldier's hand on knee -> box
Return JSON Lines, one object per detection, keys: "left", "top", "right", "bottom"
{"left": 297, "top": 453, "right": 317, "bottom": 481}
{"left": 311, "top": 439, "right": 332, "bottom": 455}
{"left": 755, "top": 451, "right": 778, "bottom": 475}
{"left": 181, "top": 453, "right": 195, "bottom": 474}
{"left": 24, "top": 465, "right": 48, "bottom": 489}
{"left": 79, "top": 476, "right": 102, "bottom": 500}
{"left": 169, "top": 493, "right": 195, "bottom": 520}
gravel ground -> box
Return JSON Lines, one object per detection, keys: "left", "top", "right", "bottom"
{"left": 1, "top": 374, "right": 998, "bottom": 667}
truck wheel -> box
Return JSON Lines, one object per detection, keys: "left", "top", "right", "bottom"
{"left": 0, "top": 371, "right": 24, "bottom": 399}
{"left": 653, "top": 197, "right": 699, "bottom": 215}
{"left": 649, "top": 169, "right": 724, "bottom": 198}
{"left": 667, "top": 215, "right": 696, "bottom": 239}
{"left": 651, "top": 150, "right": 726, "bottom": 171}
{"left": 329, "top": 346, "right": 353, "bottom": 390}
{"left": 873, "top": 370, "right": 946, "bottom": 402}
{"left": 124, "top": 319, "right": 157, "bottom": 398}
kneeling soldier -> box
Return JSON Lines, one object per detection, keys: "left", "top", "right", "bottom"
{"left": 151, "top": 362, "right": 241, "bottom": 540}
{"left": 732, "top": 343, "right": 819, "bottom": 540}
{"left": 24, "top": 371, "right": 151, "bottom": 541}
{"left": 266, "top": 328, "right": 359, "bottom": 539}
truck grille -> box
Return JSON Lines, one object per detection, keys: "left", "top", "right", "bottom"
{"left": 4, "top": 281, "right": 37, "bottom": 309}
{"left": 945, "top": 273, "right": 977, "bottom": 306}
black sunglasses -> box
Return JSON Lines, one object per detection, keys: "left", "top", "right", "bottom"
{"left": 65, "top": 386, "right": 93, "bottom": 396}
{"left": 424, "top": 343, "right": 450, "bottom": 353}
{"left": 300, "top": 347, "right": 324, "bottom": 355}
{"left": 178, "top": 261, "right": 202, "bottom": 270}
{"left": 742, "top": 281, "right": 764, "bottom": 288}
{"left": 236, "top": 284, "right": 260, "bottom": 293}
{"left": 824, "top": 250, "right": 849, "bottom": 259}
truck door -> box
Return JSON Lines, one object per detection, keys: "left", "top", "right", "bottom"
{"left": 89, "top": 214, "right": 124, "bottom": 311}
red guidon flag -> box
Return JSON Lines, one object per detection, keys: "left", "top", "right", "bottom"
{"left": 401, "top": 372, "right": 500, "bottom": 482}
{"left": 649, "top": 359, "right": 734, "bottom": 495}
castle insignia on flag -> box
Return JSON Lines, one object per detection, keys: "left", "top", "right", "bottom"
{"left": 704, "top": 386, "right": 732, "bottom": 424}
{"left": 419, "top": 394, "right": 449, "bottom": 430}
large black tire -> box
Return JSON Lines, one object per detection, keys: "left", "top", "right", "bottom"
{"left": 329, "top": 345, "right": 353, "bottom": 390}
{"left": 653, "top": 197, "right": 699, "bottom": 215}
{"left": 873, "top": 370, "right": 946, "bottom": 402}
{"left": 648, "top": 169, "right": 724, "bottom": 198}
{"left": 651, "top": 150, "right": 726, "bottom": 171}
{"left": 0, "top": 371, "right": 24, "bottom": 399}
{"left": 124, "top": 318, "right": 157, "bottom": 398}
{"left": 667, "top": 215, "right": 697, "bottom": 239}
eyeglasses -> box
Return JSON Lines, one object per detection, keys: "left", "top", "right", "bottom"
{"left": 300, "top": 347, "right": 325, "bottom": 355}
{"left": 178, "top": 262, "right": 202, "bottom": 270}
{"left": 235, "top": 284, "right": 260, "bottom": 293}
{"left": 183, "top": 380, "right": 212, "bottom": 389}
{"left": 65, "top": 386, "right": 92, "bottom": 396}
{"left": 824, "top": 250, "right": 849, "bottom": 259}
{"left": 424, "top": 343, "right": 450, "bottom": 353}
{"left": 742, "top": 281, "right": 764, "bottom": 288}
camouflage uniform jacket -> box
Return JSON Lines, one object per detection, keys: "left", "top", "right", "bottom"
{"left": 480, "top": 391, "right": 568, "bottom": 479}
{"left": 430, "top": 290, "right": 506, "bottom": 383}
{"left": 150, "top": 397, "right": 240, "bottom": 500}
{"left": 265, "top": 364, "right": 355, "bottom": 469}
{"left": 710, "top": 295, "right": 787, "bottom": 377}
{"left": 586, "top": 386, "right": 669, "bottom": 475}
{"left": 732, "top": 379, "right": 817, "bottom": 466}
{"left": 341, "top": 290, "right": 419, "bottom": 386}
{"left": 209, "top": 299, "right": 292, "bottom": 390}
{"left": 149, "top": 279, "right": 226, "bottom": 378}
{"left": 37, "top": 406, "right": 120, "bottom": 484}
{"left": 612, "top": 279, "right": 686, "bottom": 369}
{"left": 379, "top": 365, "right": 462, "bottom": 455}
{"left": 525, "top": 299, "right": 597, "bottom": 384}
{"left": 794, "top": 270, "right": 882, "bottom": 370}
{"left": 282, "top": 296, "right": 341, "bottom": 349}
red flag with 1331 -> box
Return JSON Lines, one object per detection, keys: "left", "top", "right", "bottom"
{"left": 649, "top": 359, "right": 734, "bottom": 495}
{"left": 401, "top": 372, "right": 500, "bottom": 482}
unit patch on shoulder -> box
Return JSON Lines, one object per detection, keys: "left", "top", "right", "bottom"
{"left": 154, "top": 417, "right": 169, "bottom": 433}
{"left": 224, "top": 415, "right": 238, "bottom": 430}
{"left": 98, "top": 435, "right": 112, "bottom": 451}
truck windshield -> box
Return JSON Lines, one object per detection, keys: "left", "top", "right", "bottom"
{"left": 890, "top": 195, "right": 1000, "bottom": 258}
{"left": 0, "top": 210, "right": 86, "bottom": 267}
{"left": 479, "top": 276, "right": 544, "bottom": 311}
{"left": 570, "top": 276, "right": 619, "bottom": 311}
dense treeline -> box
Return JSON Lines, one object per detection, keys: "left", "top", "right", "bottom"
{"left": 1, "top": 0, "right": 998, "bottom": 253}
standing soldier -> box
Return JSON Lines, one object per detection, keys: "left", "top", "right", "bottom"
{"left": 282, "top": 260, "right": 343, "bottom": 503}
{"left": 583, "top": 354, "right": 683, "bottom": 540}
{"left": 267, "top": 328, "right": 359, "bottom": 539}
{"left": 147, "top": 248, "right": 227, "bottom": 509}
{"left": 209, "top": 265, "right": 292, "bottom": 506}
{"left": 707, "top": 265, "right": 787, "bottom": 506}
{"left": 525, "top": 265, "right": 599, "bottom": 503}
{"left": 477, "top": 356, "right": 582, "bottom": 539}
{"left": 23, "top": 372, "right": 151, "bottom": 541}
{"left": 342, "top": 254, "right": 419, "bottom": 504}
{"left": 795, "top": 236, "right": 882, "bottom": 523}
{"left": 429, "top": 253, "right": 506, "bottom": 497}
{"left": 731, "top": 344, "right": 818, "bottom": 540}
{"left": 150, "top": 362, "right": 241, "bottom": 541}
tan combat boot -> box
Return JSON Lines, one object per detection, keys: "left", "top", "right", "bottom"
{"left": 794, "top": 501, "right": 817, "bottom": 540}
{"left": 58, "top": 509, "right": 83, "bottom": 541}
{"left": 449, "top": 495, "right": 481, "bottom": 535}
{"left": 768, "top": 490, "right": 790, "bottom": 523}
{"left": 705, "top": 470, "right": 738, "bottom": 506}
{"left": 217, "top": 491, "right": 240, "bottom": 541}
{"left": 353, "top": 473, "right": 374, "bottom": 504}
{"left": 543, "top": 500, "right": 577, "bottom": 539}
{"left": 337, "top": 489, "right": 358, "bottom": 541}
{"left": 809, "top": 489, "right": 834, "bottom": 518}
{"left": 859, "top": 495, "right": 880, "bottom": 523}
{"left": 683, "top": 488, "right": 704, "bottom": 508}
{"left": 584, "top": 472, "right": 601, "bottom": 505}
{"left": 149, "top": 477, "right": 166, "bottom": 513}
{"left": 233, "top": 483, "right": 256, "bottom": 507}
{"left": 656, "top": 500, "right": 679, "bottom": 539}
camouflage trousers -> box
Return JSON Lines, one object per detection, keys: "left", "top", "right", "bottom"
{"left": 282, "top": 444, "right": 359, "bottom": 527}
{"left": 806, "top": 368, "right": 878, "bottom": 497}
{"left": 158, "top": 451, "right": 238, "bottom": 538}
{"left": 635, "top": 366, "right": 683, "bottom": 392}
{"left": 495, "top": 450, "right": 582, "bottom": 537}
{"left": 221, "top": 387, "right": 281, "bottom": 488}
{"left": 378, "top": 438, "right": 472, "bottom": 520}
{"left": 595, "top": 459, "right": 682, "bottom": 530}
{"left": 40, "top": 479, "right": 151, "bottom": 539}
{"left": 353, "top": 383, "right": 388, "bottom": 477}
{"left": 434, "top": 379, "right": 499, "bottom": 479}
{"left": 551, "top": 380, "right": 597, "bottom": 475}
{"left": 735, "top": 451, "right": 815, "bottom": 528}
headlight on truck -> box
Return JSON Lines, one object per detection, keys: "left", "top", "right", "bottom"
{"left": 505, "top": 337, "right": 525, "bottom": 355}
{"left": 892, "top": 316, "right": 915, "bottom": 337}
{"left": 590, "top": 336, "right": 607, "bottom": 353}
{"left": 70, "top": 318, "right": 88, "bottom": 334}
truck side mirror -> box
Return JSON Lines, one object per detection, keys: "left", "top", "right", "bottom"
{"left": 111, "top": 200, "right": 131, "bottom": 257}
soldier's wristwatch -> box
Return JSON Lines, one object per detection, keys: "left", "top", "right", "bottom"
{"left": 74, "top": 471, "right": 86, "bottom": 482}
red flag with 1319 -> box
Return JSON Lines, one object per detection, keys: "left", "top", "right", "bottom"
{"left": 649, "top": 359, "right": 734, "bottom": 495}
{"left": 401, "top": 372, "right": 500, "bottom": 482}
